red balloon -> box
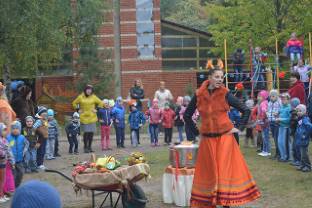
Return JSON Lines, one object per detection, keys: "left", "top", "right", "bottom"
{"left": 235, "top": 82, "right": 244, "bottom": 91}
{"left": 279, "top": 71, "right": 285, "bottom": 79}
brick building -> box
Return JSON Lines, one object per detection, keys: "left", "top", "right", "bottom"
{"left": 36, "top": 0, "right": 213, "bottom": 105}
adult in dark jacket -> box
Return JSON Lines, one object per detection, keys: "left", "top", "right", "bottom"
{"left": 288, "top": 72, "right": 306, "bottom": 105}
{"left": 10, "top": 85, "right": 36, "bottom": 127}
{"left": 232, "top": 48, "right": 245, "bottom": 82}
{"left": 129, "top": 80, "right": 144, "bottom": 111}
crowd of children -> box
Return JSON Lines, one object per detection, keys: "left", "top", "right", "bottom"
{"left": 94, "top": 95, "right": 199, "bottom": 149}
{"left": 2, "top": 84, "right": 312, "bottom": 204}
{"left": 243, "top": 89, "right": 312, "bottom": 173}
{"left": 0, "top": 105, "right": 63, "bottom": 203}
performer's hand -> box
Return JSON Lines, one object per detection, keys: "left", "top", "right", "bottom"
{"left": 227, "top": 128, "right": 240, "bottom": 135}
{"left": 35, "top": 143, "right": 41, "bottom": 149}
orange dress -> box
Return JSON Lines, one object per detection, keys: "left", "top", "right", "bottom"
{"left": 186, "top": 80, "right": 261, "bottom": 207}
{"left": 0, "top": 99, "right": 16, "bottom": 131}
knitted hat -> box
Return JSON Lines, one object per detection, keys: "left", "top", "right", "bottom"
{"left": 108, "top": 99, "right": 115, "bottom": 108}
{"left": 36, "top": 106, "right": 47, "bottom": 118}
{"left": 296, "top": 104, "right": 307, "bottom": 114}
{"left": 47, "top": 109, "right": 54, "bottom": 117}
{"left": 128, "top": 99, "right": 137, "bottom": 107}
{"left": 280, "top": 92, "right": 291, "bottom": 99}
{"left": 183, "top": 95, "right": 191, "bottom": 103}
{"left": 245, "top": 99, "right": 254, "bottom": 109}
{"left": 102, "top": 99, "right": 109, "bottom": 106}
{"left": 0, "top": 123, "right": 7, "bottom": 135}
{"left": 290, "top": 97, "right": 300, "bottom": 108}
{"left": 116, "top": 96, "right": 123, "bottom": 104}
{"left": 258, "top": 90, "right": 269, "bottom": 100}
{"left": 11, "top": 180, "right": 62, "bottom": 208}
{"left": 10, "top": 80, "right": 24, "bottom": 91}
{"left": 11, "top": 121, "right": 22, "bottom": 132}
{"left": 25, "top": 116, "right": 35, "bottom": 122}
{"left": 269, "top": 89, "right": 279, "bottom": 97}
{"left": 72, "top": 112, "right": 80, "bottom": 118}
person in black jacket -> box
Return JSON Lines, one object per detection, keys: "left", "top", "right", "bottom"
{"left": 65, "top": 112, "right": 80, "bottom": 154}
{"left": 232, "top": 48, "right": 245, "bottom": 83}
{"left": 174, "top": 96, "right": 184, "bottom": 143}
{"left": 130, "top": 80, "right": 144, "bottom": 111}
{"left": 10, "top": 85, "right": 36, "bottom": 128}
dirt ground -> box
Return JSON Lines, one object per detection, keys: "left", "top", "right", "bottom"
{"left": 2, "top": 133, "right": 181, "bottom": 208}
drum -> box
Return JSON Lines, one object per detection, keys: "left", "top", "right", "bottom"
{"left": 169, "top": 144, "right": 199, "bottom": 168}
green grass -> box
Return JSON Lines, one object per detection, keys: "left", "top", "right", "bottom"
{"left": 145, "top": 149, "right": 170, "bottom": 178}
{"left": 144, "top": 144, "right": 312, "bottom": 208}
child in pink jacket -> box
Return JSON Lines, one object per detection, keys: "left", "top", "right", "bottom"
{"left": 145, "top": 99, "right": 162, "bottom": 146}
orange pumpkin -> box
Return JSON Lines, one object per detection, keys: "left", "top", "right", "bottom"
{"left": 99, "top": 168, "right": 108, "bottom": 173}
{"left": 90, "top": 163, "right": 96, "bottom": 168}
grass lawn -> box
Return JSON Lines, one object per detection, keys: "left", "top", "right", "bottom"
{"left": 145, "top": 144, "right": 312, "bottom": 208}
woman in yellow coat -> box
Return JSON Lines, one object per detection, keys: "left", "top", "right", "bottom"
{"left": 72, "top": 85, "right": 102, "bottom": 153}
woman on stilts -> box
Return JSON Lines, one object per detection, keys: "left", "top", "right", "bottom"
{"left": 184, "top": 68, "right": 261, "bottom": 208}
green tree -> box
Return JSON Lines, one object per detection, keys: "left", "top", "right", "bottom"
{"left": 73, "top": 0, "right": 114, "bottom": 98}
{"left": 204, "top": 0, "right": 312, "bottom": 56}
{"left": 162, "top": 0, "right": 209, "bottom": 31}
{"left": 0, "top": 0, "right": 113, "bottom": 98}
{"left": 160, "top": 0, "right": 180, "bottom": 18}
{"left": 0, "top": 0, "right": 70, "bottom": 78}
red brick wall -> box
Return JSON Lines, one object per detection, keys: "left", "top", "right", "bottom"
{"left": 35, "top": 0, "right": 198, "bottom": 105}
{"left": 121, "top": 71, "right": 197, "bottom": 102}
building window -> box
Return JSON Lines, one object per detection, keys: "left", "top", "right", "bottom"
{"left": 136, "top": 0, "right": 155, "bottom": 59}
{"left": 161, "top": 23, "right": 214, "bottom": 70}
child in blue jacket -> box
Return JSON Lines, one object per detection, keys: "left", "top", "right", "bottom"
{"left": 112, "top": 97, "right": 126, "bottom": 148}
{"left": 276, "top": 93, "right": 291, "bottom": 162}
{"left": 228, "top": 107, "right": 241, "bottom": 145}
{"left": 129, "top": 103, "right": 145, "bottom": 147}
{"left": 7, "top": 121, "right": 29, "bottom": 188}
{"left": 46, "top": 109, "right": 59, "bottom": 160}
{"left": 295, "top": 104, "right": 312, "bottom": 172}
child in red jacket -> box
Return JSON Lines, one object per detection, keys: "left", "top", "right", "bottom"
{"left": 161, "top": 103, "right": 176, "bottom": 145}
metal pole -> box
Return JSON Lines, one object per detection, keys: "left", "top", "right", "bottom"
{"left": 249, "top": 39, "right": 254, "bottom": 98}
{"left": 113, "top": 0, "right": 121, "bottom": 97}
{"left": 275, "top": 38, "right": 280, "bottom": 91}
{"left": 224, "top": 39, "right": 229, "bottom": 88}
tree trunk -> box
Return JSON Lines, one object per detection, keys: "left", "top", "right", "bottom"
{"left": 2, "top": 64, "right": 11, "bottom": 100}
{"left": 274, "top": 0, "right": 283, "bottom": 33}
